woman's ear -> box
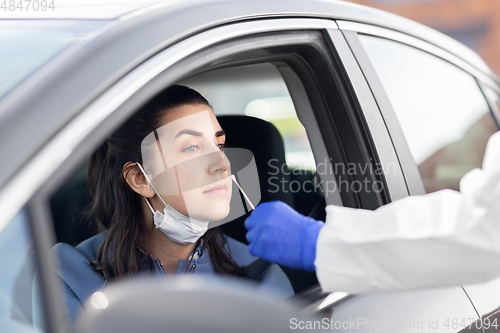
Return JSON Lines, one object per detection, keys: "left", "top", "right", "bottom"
{"left": 123, "top": 162, "right": 155, "bottom": 198}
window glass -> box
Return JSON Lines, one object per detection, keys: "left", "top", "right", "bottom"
{"left": 0, "top": 20, "right": 107, "bottom": 98}
{"left": 0, "top": 209, "right": 44, "bottom": 332}
{"left": 359, "top": 35, "right": 498, "bottom": 192}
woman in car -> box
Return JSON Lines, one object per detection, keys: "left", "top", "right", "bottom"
{"left": 34, "top": 85, "right": 293, "bottom": 325}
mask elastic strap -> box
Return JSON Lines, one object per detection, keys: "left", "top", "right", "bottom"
{"left": 135, "top": 162, "right": 168, "bottom": 208}
{"left": 143, "top": 197, "right": 155, "bottom": 214}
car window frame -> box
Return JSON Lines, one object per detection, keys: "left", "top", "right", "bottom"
{"left": 478, "top": 81, "right": 500, "bottom": 128}
{"left": 27, "top": 195, "right": 67, "bottom": 333}
{"left": 4, "top": 17, "right": 411, "bottom": 330}
{"left": 325, "top": 28, "right": 409, "bottom": 204}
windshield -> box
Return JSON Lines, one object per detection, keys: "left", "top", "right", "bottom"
{"left": 0, "top": 20, "right": 107, "bottom": 98}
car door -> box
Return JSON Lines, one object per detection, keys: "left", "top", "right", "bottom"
{"left": 335, "top": 19, "right": 500, "bottom": 332}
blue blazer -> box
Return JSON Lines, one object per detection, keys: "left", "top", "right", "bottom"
{"left": 33, "top": 231, "right": 294, "bottom": 325}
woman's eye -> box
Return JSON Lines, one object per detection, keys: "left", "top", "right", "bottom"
{"left": 183, "top": 145, "right": 200, "bottom": 152}
{"left": 217, "top": 143, "right": 225, "bottom": 151}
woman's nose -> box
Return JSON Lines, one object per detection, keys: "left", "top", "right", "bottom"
{"left": 207, "top": 149, "right": 230, "bottom": 175}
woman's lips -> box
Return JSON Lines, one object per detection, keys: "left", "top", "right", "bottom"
{"left": 203, "top": 183, "right": 227, "bottom": 195}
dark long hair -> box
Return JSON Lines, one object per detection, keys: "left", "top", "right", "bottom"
{"left": 87, "top": 85, "right": 247, "bottom": 280}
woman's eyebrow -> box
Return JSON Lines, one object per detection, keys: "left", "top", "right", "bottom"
{"left": 215, "top": 130, "right": 225, "bottom": 138}
{"left": 174, "top": 129, "right": 203, "bottom": 138}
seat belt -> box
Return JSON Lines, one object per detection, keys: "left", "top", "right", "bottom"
{"left": 246, "top": 258, "right": 272, "bottom": 282}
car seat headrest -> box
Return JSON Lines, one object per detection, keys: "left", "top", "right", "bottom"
{"left": 217, "top": 115, "right": 294, "bottom": 244}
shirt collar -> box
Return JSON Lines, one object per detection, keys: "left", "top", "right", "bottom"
{"left": 189, "top": 239, "right": 203, "bottom": 260}
{"left": 139, "top": 239, "right": 205, "bottom": 270}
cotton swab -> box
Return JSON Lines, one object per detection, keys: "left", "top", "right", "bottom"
{"left": 230, "top": 174, "right": 255, "bottom": 210}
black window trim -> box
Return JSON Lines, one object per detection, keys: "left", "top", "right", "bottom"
{"left": 478, "top": 81, "right": 500, "bottom": 129}
{"left": 326, "top": 28, "right": 408, "bottom": 203}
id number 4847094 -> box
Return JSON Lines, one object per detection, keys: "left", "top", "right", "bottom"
{"left": 441, "top": 317, "right": 498, "bottom": 330}
{"left": 1, "top": 0, "right": 55, "bottom": 11}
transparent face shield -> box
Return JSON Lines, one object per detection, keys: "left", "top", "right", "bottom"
{"left": 140, "top": 110, "right": 260, "bottom": 230}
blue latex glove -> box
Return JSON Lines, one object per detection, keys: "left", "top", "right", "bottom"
{"left": 245, "top": 201, "right": 324, "bottom": 272}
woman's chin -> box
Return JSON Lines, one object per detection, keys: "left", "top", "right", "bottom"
{"left": 204, "top": 210, "right": 230, "bottom": 222}
{"left": 189, "top": 204, "right": 230, "bottom": 222}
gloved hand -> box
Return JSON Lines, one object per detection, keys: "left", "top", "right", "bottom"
{"left": 245, "top": 201, "right": 324, "bottom": 272}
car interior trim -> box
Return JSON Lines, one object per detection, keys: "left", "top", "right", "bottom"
{"left": 277, "top": 65, "right": 343, "bottom": 207}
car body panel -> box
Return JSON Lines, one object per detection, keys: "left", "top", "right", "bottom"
{"left": 330, "top": 286, "right": 480, "bottom": 332}
{"left": 463, "top": 278, "right": 500, "bottom": 332}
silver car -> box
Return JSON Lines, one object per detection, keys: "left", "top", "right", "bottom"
{"left": 1, "top": 0, "right": 499, "bottom": 332}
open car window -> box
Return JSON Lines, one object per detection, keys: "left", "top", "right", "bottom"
{"left": 48, "top": 63, "right": 326, "bottom": 302}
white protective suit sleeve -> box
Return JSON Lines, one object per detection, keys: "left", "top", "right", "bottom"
{"left": 315, "top": 130, "right": 500, "bottom": 294}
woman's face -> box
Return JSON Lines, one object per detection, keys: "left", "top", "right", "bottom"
{"left": 145, "top": 104, "right": 232, "bottom": 221}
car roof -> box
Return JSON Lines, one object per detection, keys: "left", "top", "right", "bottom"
{"left": 0, "top": 0, "right": 491, "bottom": 77}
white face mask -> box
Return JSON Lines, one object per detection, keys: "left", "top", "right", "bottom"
{"left": 136, "top": 163, "right": 210, "bottom": 245}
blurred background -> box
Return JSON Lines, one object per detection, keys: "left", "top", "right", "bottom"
{"left": 345, "top": 0, "right": 500, "bottom": 76}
